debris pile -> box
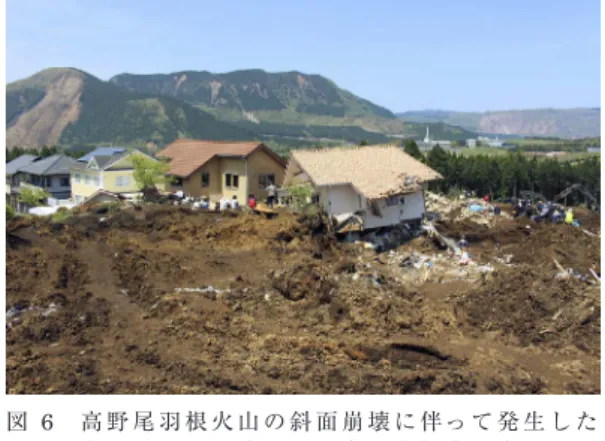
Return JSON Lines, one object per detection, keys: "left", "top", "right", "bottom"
{"left": 425, "top": 192, "right": 509, "bottom": 226}
{"left": 5, "top": 204, "right": 600, "bottom": 394}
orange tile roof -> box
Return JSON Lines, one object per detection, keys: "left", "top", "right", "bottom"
{"left": 158, "top": 139, "right": 277, "bottom": 177}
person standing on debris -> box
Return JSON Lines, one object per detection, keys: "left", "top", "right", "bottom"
{"left": 482, "top": 193, "right": 490, "bottom": 202}
{"left": 513, "top": 199, "right": 523, "bottom": 218}
{"left": 552, "top": 207, "right": 563, "bottom": 223}
{"left": 231, "top": 195, "right": 239, "bottom": 210}
{"left": 200, "top": 197, "right": 209, "bottom": 209}
{"left": 459, "top": 251, "right": 471, "bottom": 265}
{"left": 219, "top": 197, "right": 230, "bottom": 211}
{"left": 565, "top": 208, "right": 574, "bottom": 225}
{"left": 247, "top": 193, "right": 256, "bottom": 209}
{"left": 266, "top": 181, "right": 277, "bottom": 208}
{"left": 457, "top": 235, "right": 469, "bottom": 249}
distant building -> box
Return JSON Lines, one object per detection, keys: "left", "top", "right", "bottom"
{"left": 476, "top": 135, "right": 503, "bottom": 148}
{"left": 587, "top": 147, "right": 600, "bottom": 153}
{"left": 417, "top": 126, "right": 453, "bottom": 150}
{"left": 487, "top": 137, "right": 503, "bottom": 148}
{"left": 467, "top": 139, "right": 477, "bottom": 148}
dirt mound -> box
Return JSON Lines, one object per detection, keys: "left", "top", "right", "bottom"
{"left": 271, "top": 263, "right": 336, "bottom": 303}
{"left": 460, "top": 265, "right": 600, "bottom": 355}
{"left": 5, "top": 205, "right": 600, "bottom": 394}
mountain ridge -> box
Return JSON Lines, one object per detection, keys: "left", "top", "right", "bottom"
{"left": 109, "top": 69, "right": 396, "bottom": 120}
{"left": 397, "top": 108, "right": 600, "bottom": 139}
{"left": 6, "top": 68, "right": 257, "bottom": 149}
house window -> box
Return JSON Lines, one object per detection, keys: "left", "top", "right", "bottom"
{"left": 60, "top": 177, "right": 70, "bottom": 187}
{"left": 225, "top": 173, "right": 239, "bottom": 188}
{"left": 115, "top": 176, "right": 130, "bottom": 187}
{"left": 386, "top": 195, "right": 405, "bottom": 206}
{"left": 74, "top": 173, "right": 81, "bottom": 183}
{"left": 201, "top": 172, "right": 209, "bottom": 188}
{"left": 173, "top": 177, "right": 183, "bottom": 187}
{"left": 93, "top": 176, "right": 100, "bottom": 186}
{"left": 84, "top": 175, "right": 90, "bottom": 185}
{"left": 259, "top": 174, "right": 275, "bottom": 189}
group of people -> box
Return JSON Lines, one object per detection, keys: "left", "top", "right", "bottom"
{"left": 169, "top": 182, "right": 278, "bottom": 213}
{"left": 512, "top": 198, "right": 576, "bottom": 225}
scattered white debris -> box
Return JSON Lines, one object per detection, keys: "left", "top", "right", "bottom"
{"left": 174, "top": 286, "right": 231, "bottom": 294}
{"left": 42, "top": 303, "right": 59, "bottom": 317}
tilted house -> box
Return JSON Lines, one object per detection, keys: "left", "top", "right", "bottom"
{"left": 282, "top": 145, "right": 443, "bottom": 230}
{"left": 158, "top": 139, "right": 286, "bottom": 201}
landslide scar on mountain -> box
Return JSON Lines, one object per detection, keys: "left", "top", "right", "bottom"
{"left": 6, "top": 72, "right": 82, "bottom": 149}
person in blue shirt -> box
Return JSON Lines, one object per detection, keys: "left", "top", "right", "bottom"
{"left": 457, "top": 235, "right": 469, "bottom": 249}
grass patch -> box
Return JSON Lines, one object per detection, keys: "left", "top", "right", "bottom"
{"left": 51, "top": 209, "right": 73, "bottom": 222}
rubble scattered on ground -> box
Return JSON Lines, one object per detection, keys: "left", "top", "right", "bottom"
{"left": 425, "top": 192, "right": 511, "bottom": 226}
{"left": 5, "top": 203, "right": 600, "bottom": 394}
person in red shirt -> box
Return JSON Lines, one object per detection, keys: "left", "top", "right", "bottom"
{"left": 247, "top": 193, "right": 256, "bottom": 209}
{"left": 482, "top": 194, "right": 490, "bottom": 202}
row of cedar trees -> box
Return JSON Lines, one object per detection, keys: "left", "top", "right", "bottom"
{"left": 402, "top": 140, "right": 601, "bottom": 205}
{"left": 6, "top": 141, "right": 601, "bottom": 207}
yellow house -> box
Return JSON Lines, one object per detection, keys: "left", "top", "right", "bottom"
{"left": 158, "top": 140, "right": 286, "bottom": 202}
{"left": 70, "top": 147, "right": 159, "bottom": 203}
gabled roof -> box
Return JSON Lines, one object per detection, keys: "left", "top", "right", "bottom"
{"left": 6, "top": 154, "right": 40, "bottom": 175}
{"left": 158, "top": 139, "right": 286, "bottom": 178}
{"left": 71, "top": 151, "right": 139, "bottom": 171}
{"left": 284, "top": 145, "right": 443, "bottom": 199}
{"left": 17, "top": 155, "right": 78, "bottom": 176}
{"left": 77, "top": 147, "right": 127, "bottom": 162}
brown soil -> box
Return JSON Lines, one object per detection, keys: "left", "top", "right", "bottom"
{"left": 5, "top": 206, "right": 600, "bottom": 394}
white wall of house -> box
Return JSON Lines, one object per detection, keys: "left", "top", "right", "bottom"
{"left": 320, "top": 184, "right": 362, "bottom": 216}
{"left": 361, "top": 191, "right": 425, "bottom": 229}
{"left": 318, "top": 184, "right": 425, "bottom": 230}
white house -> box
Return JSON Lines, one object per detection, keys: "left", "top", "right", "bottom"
{"left": 282, "top": 145, "right": 443, "bottom": 230}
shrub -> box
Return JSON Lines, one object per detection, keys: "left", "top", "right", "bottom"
{"left": 6, "top": 204, "right": 15, "bottom": 220}
{"left": 18, "top": 186, "right": 50, "bottom": 207}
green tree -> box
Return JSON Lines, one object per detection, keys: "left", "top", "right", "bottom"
{"left": 40, "top": 145, "right": 52, "bottom": 157}
{"left": 403, "top": 139, "right": 424, "bottom": 161}
{"left": 19, "top": 187, "right": 50, "bottom": 207}
{"left": 359, "top": 139, "right": 369, "bottom": 146}
{"left": 426, "top": 145, "right": 450, "bottom": 192}
{"left": 130, "top": 153, "right": 170, "bottom": 190}
{"left": 6, "top": 204, "right": 15, "bottom": 220}
{"left": 285, "top": 184, "right": 314, "bottom": 212}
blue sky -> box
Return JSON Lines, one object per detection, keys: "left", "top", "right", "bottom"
{"left": 6, "top": 0, "right": 600, "bottom": 112}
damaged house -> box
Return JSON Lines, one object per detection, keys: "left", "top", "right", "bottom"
{"left": 282, "top": 145, "right": 442, "bottom": 230}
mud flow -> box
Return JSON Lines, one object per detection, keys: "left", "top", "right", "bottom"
{"left": 5, "top": 204, "right": 600, "bottom": 394}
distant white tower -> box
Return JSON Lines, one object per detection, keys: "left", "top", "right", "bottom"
{"left": 424, "top": 126, "right": 431, "bottom": 143}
